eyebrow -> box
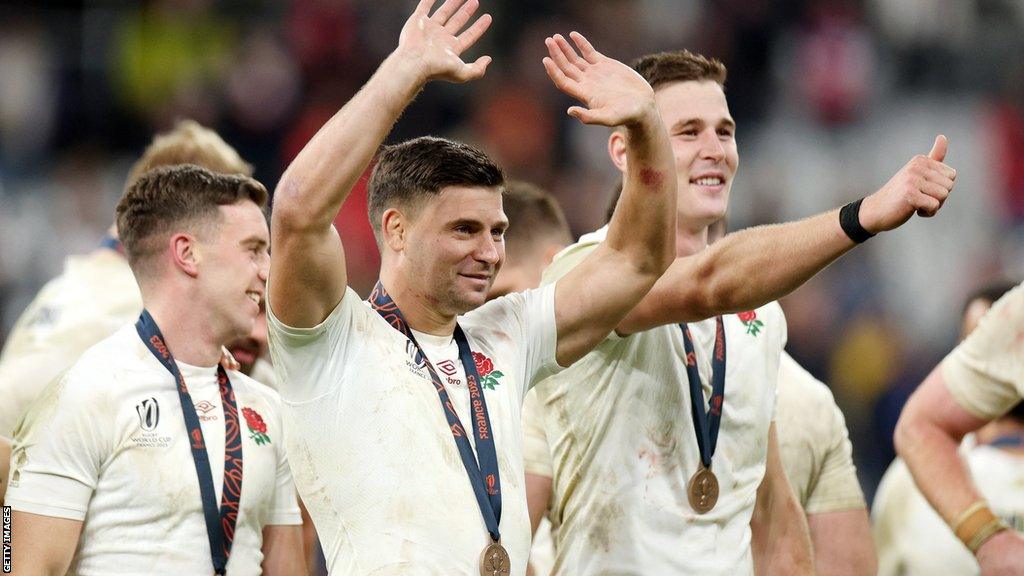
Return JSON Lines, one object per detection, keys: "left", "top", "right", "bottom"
{"left": 670, "top": 117, "right": 736, "bottom": 132}
{"left": 448, "top": 218, "right": 509, "bottom": 231}
{"left": 241, "top": 236, "right": 269, "bottom": 249}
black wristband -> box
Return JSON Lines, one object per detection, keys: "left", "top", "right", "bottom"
{"left": 839, "top": 198, "right": 875, "bottom": 243}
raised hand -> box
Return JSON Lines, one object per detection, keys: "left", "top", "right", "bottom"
{"left": 859, "top": 135, "right": 957, "bottom": 233}
{"left": 397, "top": 0, "right": 492, "bottom": 84}
{"left": 542, "top": 32, "right": 656, "bottom": 127}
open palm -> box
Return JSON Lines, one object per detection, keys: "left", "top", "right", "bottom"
{"left": 542, "top": 32, "right": 655, "bottom": 127}
{"left": 398, "top": 0, "right": 493, "bottom": 83}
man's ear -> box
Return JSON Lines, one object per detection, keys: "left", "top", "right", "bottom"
{"left": 608, "top": 129, "right": 628, "bottom": 173}
{"left": 381, "top": 208, "right": 408, "bottom": 252}
{"left": 169, "top": 233, "right": 201, "bottom": 278}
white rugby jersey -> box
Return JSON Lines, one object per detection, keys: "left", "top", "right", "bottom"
{"left": 775, "top": 352, "right": 865, "bottom": 513}
{"left": 6, "top": 324, "right": 301, "bottom": 575}
{"left": 521, "top": 226, "right": 787, "bottom": 575}
{"left": 0, "top": 248, "right": 141, "bottom": 435}
{"left": 268, "top": 283, "right": 561, "bottom": 575}
{"left": 874, "top": 447, "right": 1024, "bottom": 576}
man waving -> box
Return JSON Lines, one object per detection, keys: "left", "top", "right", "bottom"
{"left": 266, "top": 1, "right": 680, "bottom": 574}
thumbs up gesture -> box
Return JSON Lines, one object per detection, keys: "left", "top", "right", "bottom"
{"left": 858, "top": 135, "right": 957, "bottom": 233}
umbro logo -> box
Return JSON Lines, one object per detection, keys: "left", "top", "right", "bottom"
{"left": 437, "top": 359, "right": 458, "bottom": 376}
{"left": 194, "top": 400, "right": 216, "bottom": 414}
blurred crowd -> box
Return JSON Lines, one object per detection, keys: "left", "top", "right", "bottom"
{"left": 1, "top": 0, "right": 1023, "bottom": 498}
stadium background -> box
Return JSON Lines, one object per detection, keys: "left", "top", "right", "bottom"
{"left": 1, "top": 0, "right": 1022, "bottom": 500}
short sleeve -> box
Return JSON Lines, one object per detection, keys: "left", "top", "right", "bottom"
{"left": 804, "top": 400, "right": 866, "bottom": 514}
{"left": 267, "top": 286, "right": 368, "bottom": 403}
{"left": 521, "top": 388, "right": 553, "bottom": 478}
{"left": 941, "top": 284, "right": 1024, "bottom": 419}
{"left": 5, "top": 368, "right": 112, "bottom": 520}
{"left": 540, "top": 242, "right": 598, "bottom": 287}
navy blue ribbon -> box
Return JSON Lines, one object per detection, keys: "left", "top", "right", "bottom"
{"left": 369, "top": 281, "right": 503, "bottom": 543}
{"left": 99, "top": 235, "right": 124, "bottom": 253}
{"left": 988, "top": 434, "right": 1024, "bottom": 449}
{"left": 679, "top": 317, "right": 726, "bottom": 469}
{"left": 136, "top": 310, "right": 243, "bottom": 574}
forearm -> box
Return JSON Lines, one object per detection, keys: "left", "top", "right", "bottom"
{"left": 261, "top": 525, "right": 307, "bottom": 576}
{"left": 752, "top": 425, "right": 814, "bottom": 576}
{"left": 808, "top": 509, "right": 877, "bottom": 576}
{"left": 274, "top": 52, "right": 424, "bottom": 231}
{"left": 894, "top": 366, "right": 990, "bottom": 525}
{"left": 895, "top": 409, "right": 980, "bottom": 524}
{"left": 684, "top": 210, "right": 851, "bottom": 318}
{"left": 604, "top": 106, "right": 676, "bottom": 276}
{"left": 751, "top": 487, "right": 814, "bottom": 575}
{"left": 624, "top": 209, "right": 852, "bottom": 333}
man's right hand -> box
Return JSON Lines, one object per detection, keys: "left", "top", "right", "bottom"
{"left": 859, "top": 135, "right": 956, "bottom": 233}
{"left": 396, "top": 0, "right": 492, "bottom": 85}
{"left": 976, "top": 529, "right": 1024, "bottom": 576}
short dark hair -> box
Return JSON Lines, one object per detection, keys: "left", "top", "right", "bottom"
{"left": 367, "top": 136, "right": 505, "bottom": 243}
{"left": 502, "top": 180, "right": 572, "bottom": 259}
{"left": 630, "top": 49, "right": 728, "bottom": 91}
{"left": 116, "top": 164, "right": 268, "bottom": 276}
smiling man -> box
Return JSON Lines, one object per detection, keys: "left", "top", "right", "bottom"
{"left": 7, "top": 165, "right": 304, "bottom": 575}
{"left": 265, "top": 0, "right": 682, "bottom": 574}
{"left": 521, "top": 48, "right": 956, "bottom": 575}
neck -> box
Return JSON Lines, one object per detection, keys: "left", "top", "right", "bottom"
{"left": 379, "top": 268, "right": 457, "bottom": 336}
{"left": 676, "top": 220, "right": 709, "bottom": 257}
{"left": 145, "top": 294, "right": 227, "bottom": 368}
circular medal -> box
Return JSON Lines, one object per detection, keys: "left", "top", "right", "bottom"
{"left": 687, "top": 466, "right": 719, "bottom": 514}
{"left": 479, "top": 541, "right": 511, "bottom": 576}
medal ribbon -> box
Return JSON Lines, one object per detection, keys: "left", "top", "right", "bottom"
{"left": 99, "top": 234, "right": 125, "bottom": 254}
{"left": 988, "top": 433, "right": 1024, "bottom": 449}
{"left": 369, "top": 281, "right": 503, "bottom": 543}
{"left": 679, "top": 316, "right": 726, "bottom": 469}
{"left": 136, "top": 310, "right": 244, "bottom": 575}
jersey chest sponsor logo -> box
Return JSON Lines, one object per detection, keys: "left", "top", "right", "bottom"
{"left": 437, "top": 359, "right": 464, "bottom": 388}
{"left": 131, "top": 397, "right": 172, "bottom": 448}
{"left": 194, "top": 399, "right": 219, "bottom": 422}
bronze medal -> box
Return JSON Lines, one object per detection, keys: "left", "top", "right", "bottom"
{"left": 479, "top": 541, "right": 511, "bottom": 576}
{"left": 687, "top": 465, "right": 719, "bottom": 514}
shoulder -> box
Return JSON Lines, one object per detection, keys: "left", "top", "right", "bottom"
{"left": 268, "top": 285, "right": 375, "bottom": 341}
{"left": 464, "top": 284, "right": 555, "bottom": 327}
{"left": 231, "top": 370, "right": 284, "bottom": 409}
{"left": 776, "top": 353, "right": 843, "bottom": 437}
{"left": 64, "top": 324, "right": 145, "bottom": 385}
{"left": 540, "top": 229, "right": 604, "bottom": 286}
{"left": 777, "top": 353, "right": 836, "bottom": 408}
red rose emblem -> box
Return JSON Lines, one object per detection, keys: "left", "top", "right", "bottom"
{"left": 242, "top": 407, "right": 268, "bottom": 435}
{"left": 738, "top": 311, "right": 757, "bottom": 322}
{"left": 472, "top": 351, "right": 494, "bottom": 377}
